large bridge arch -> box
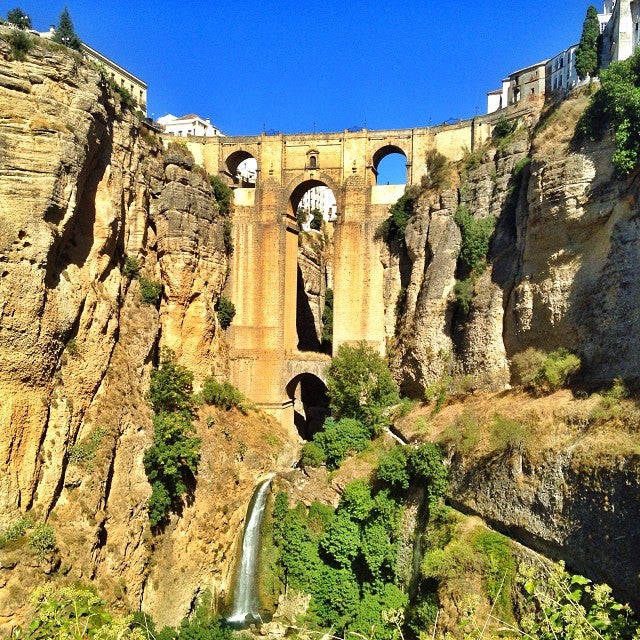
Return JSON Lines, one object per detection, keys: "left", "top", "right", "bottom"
{"left": 286, "top": 174, "right": 342, "bottom": 218}
{"left": 175, "top": 117, "right": 500, "bottom": 428}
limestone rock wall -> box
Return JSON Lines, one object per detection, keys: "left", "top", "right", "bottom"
{"left": 391, "top": 97, "right": 640, "bottom": 392}
{"left": 0, "top": 32, "right": 295, "bottom": 631}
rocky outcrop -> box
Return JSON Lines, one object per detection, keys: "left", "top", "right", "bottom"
{"left": 0, "top": 31, "right": 297, "bottom": 631}
{"left": 391, "top": 96, "right": 640, "bottom": 393}
{"left": 449, "top": 448, "right": 640, "bottom": 609}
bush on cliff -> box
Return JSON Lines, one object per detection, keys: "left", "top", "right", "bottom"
{"left": 144, "top": 349, "right": 201, "bottom": 528}
{"left": 375, "top": 188, "right": 419, "bottom": 248}
{"left": 577, "top": 47, "right": 640, "bottom": 174}
{"left": 512, "top": 347, "right": 581, "bottom": 394}
{"left": 326, "top": 342, "right": 400, "bottom": 433}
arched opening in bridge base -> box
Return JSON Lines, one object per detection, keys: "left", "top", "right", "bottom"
{"left": 285, "top": 373, "right": 330, "bottom": 440}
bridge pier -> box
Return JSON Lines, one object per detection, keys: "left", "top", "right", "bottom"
{"left": 178, "top": 120, "right": 497, "bottom": 430}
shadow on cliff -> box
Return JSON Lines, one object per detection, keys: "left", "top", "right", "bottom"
{"left": 564, "top": 161, "right": 640, "bottom": 387}
{"left": 45, "top": 119, "right": 115, "bottom": 289}
{"left": 296, "top": 266, "right": 322, "bottom": 352}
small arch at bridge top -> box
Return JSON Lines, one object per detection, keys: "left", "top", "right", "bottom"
{"left": 225, "top": 150, "right": 257, "bottom": 187}
{"left": 285, "top": 373, "right": 330, "bottom": 440}
{"left": 372, "top": 144, "right": 408, "bottom": 185}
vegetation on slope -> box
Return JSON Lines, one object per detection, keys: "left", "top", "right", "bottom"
{"left": 577, "top": 47, "right": 640, "bottom": 174}
{"left": 144, "top": 349, "right": 201, "bottom": 528}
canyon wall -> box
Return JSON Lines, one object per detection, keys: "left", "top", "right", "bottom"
{"left": 0, "top": 32, "right": 299, "bottom": 631}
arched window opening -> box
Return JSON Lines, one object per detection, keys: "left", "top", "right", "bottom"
{"left": 286, "top": 374, "right": 330, "bottom": 440}
{"left": 373, "top": 145, "right": 408, "bottom": 185}
{"left": 309, "top": 155, "right": 317, "bottom": 169}
{"left": 226, "top": 151, "right": 257, "bottom": 187}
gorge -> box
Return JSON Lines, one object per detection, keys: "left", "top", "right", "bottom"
{"left": 0, "top": 23, "right": 639, "bottom": 639}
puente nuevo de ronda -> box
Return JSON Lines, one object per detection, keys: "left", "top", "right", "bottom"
{"left": 172, "top": 108, "right": 532, "bottom": 427}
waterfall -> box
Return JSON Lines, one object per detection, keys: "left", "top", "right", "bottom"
{"left": 227, "top": 476, "right": 273, "bottom": 624}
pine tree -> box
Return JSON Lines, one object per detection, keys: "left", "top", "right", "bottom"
{"left": 575, "top": 5, "right": 600, "bottom": 79}
{"left": 52, "top": 6, "right": 81, "bottom": 51}
{"left": 7, "top": 8, "right": 31, "bottom": 29}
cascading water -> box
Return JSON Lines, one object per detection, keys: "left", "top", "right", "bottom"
{"left": 227, "top": 476, "right": 273, "bottom": 625}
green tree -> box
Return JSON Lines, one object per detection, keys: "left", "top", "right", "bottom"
{"left": 52, "top": 6, "right": 82, "bottom": 51}
{"left": 376, "top": 188, "right": 418, "bottom": 248}
{"left": 310, "top": 207, "right": 323, "bottom": 230}
{"left": 575, "top": 5, "right": 600, "bottom": 79}
{"left": 7, "top": 8, "right": 31, "bottom": 29}
{"left": 144, "top": 350, "right": 200, "bottom": 527}
{"left": 453, "top": 205, "right": 495, "bottom": 278}
{"left": 215, "top": 296, "right": 236, "bottom": 329}
{"left": 312, "top": 417, "right": 371, "bottom": 469}
{"left": 376, "top": 446, "right": 409, "bottom": 491}
{"left": 148, "top": 348, "right": 194, "bottom": 415}
{"left": 209, "top": 174, "right": 232, "bottom": 216}
{"left": 327, "top": 342, "right": 400, "bottom": 433}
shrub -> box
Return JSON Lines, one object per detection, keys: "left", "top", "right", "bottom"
{"left": 492, "top": 115, "right": 515, "bottom": 141}
{"left": 489, "top": 414, "right": 530, "bottom": 453}
{"left": 301, "top": 441, "right": 326, "bottom": 467}
{"left": 512, "top": 347, "right": 580, "bottom": 393}
{"left": 511, "top": 347, "right": 547, "bottom": 386}
{"left": 424, "top": 375, "right": 452, "bottom": 414}
{"left": 327, "top": 342, "right": 400, "bottom": 433}
{"left": 144, "top": 350, "right": 200, "bottom": 527}
{"left": 215, "top": 296, "right": 235, "bottom": 329}
{"left": 313, "top": 417, "right": 371, "bottom": 469}
{"left": 440, "top": 408, "right": 481, "bottom": 454}
{"left": 148, "top": 349, "right": 194, "bottom": 415}
{"left": 201, "top": 377, "right": 246, "bottom": 411}
{"left": 375, "top": 188, "right": 419, "bottom": 247}
{"left": 139, "top": 278, "right": 162, "bottom": 305}
{"left": 222, "top": 218, "right": 233, "bottom": 255}
{"left": 454, "top": 277, "right": 474, "bottom": 315}
{"left": 422, "top": 149, "right": 450, "bottom": 190}
{"left": 13, "top": 584, "right": 143, "bottom": 639}
{"left": 209, "top": 174, "right": 233, "bottom": 216}
{"left": 541, "top": 348, "right": 581, "bottom": 390}
{"left": 321, "top": 288, "right": 333, "bottom": 350}
{"left": 68, "top": 426, "right": 108, "bottom": 468}
{"left": 28, "top": 523, "right": 57, "bottom": 558}
{"left": 576, "top": 48, "right": 640, "bottom": 174}
{"left": 123, "top": 255, "right": 140, "bottom": 279}
{"left": 144, "top": 411, "right": 201, "bottom": 527}
{"left": 376, "top": 446, "right": 409, "bottom": 491}
{"left": 472, "top": 529, "right": 516, "bottom": 617}
{"left": 453, "top": 205, "right": 495, "bottom": 278}
{"left": 408, "top": 443, "right": 448, "bottom": 503}
{"left": 0, "top": 516, "right": 32, "bottom": 547}
{"left": 8, "top": 29, "right": 33, "bottom": 61}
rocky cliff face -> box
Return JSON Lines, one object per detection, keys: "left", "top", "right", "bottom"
{"left": 0, "top": 32, "right": 299, "bottom": 631}
{"left": 390, "top": 96, "right": 640, "bottom": 392}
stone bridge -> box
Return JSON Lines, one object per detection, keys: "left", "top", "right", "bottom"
{"left": 181, "top": 117, "right": 498, "bottom": 428}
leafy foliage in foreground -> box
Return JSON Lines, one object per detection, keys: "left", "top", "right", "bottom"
{"left": 518, "top": 561, "right": 640, "bottom": 640}
{"left": 144, "top": 349, "right": 200, "bottom": 528}
{"left": 7, "top": 584, "right": 145, "bottom": 639}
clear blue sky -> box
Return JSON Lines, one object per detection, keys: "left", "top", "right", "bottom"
{"left": 6, "top": 1, "right": 593, "bottom": 135}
